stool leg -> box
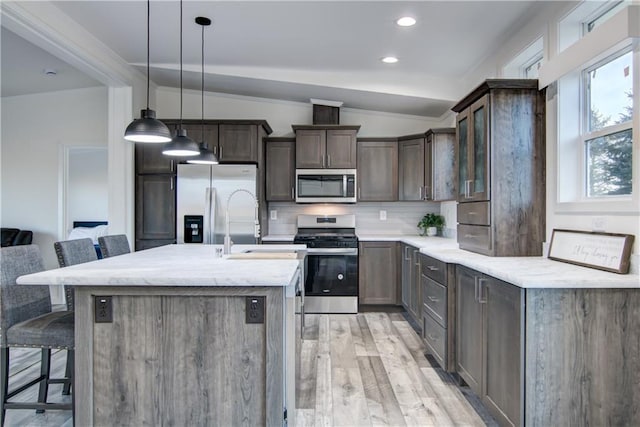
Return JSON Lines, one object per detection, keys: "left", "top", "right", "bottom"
{"left": 62, "top": 350, "right": 73, "bottom": 395}
{"left": 1, "top": 347, "right": 9, "bottom": 427}
{"left": 36, "top": 349, "right": 51, "bottom": 414}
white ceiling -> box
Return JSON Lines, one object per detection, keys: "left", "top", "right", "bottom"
{"left": 1, "top": 1, "right": 548, "bottom": 117}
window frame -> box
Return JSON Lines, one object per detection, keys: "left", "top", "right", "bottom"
{"left": 580, "top": 47, "right": 633, "bottom": 199}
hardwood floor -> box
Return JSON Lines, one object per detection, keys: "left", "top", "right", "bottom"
{"left": 4, "top": 312, "right": 494, "bottom": 426}
{"left": 296, "top": 313, "right": 496, "bottom": 427}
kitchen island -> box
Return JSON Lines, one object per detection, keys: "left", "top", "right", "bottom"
{"left": 17, "top": 244, "right": 305, "bottom": 426}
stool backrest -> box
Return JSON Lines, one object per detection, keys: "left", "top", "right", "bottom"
{"left": 0, "top": 245, "right": 51, "bottom": 347}
{"left": 98, "top": 234, "right": 131, "bottom": 258}
{"left": 54, "top": 238, "right": 98, "bottom": 311}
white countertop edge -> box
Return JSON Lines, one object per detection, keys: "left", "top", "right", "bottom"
{"left": 358, "top": 234, "right": 639, "bottom": 289}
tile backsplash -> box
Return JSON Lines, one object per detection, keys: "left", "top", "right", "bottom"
{"left": 267, "top": 201, "right": 455, "bottom": 237}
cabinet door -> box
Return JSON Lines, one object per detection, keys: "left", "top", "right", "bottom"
{"left": 468, "top": 96, "right": 490, "bottom": 201}
{"left": 358, "top": 242, "right": 398, "bottom": 305}
{"left": 483, "top": 277, "right": 523, "bottom": 427}
{"left": 401, "top": 244, "right": 412, "bottom": 309}
{"left": 135, "top": 143, "right": 176, "bottom": 174}
{"left": 325, "top": 129, "right": 356, "bottom": 168}
{"left": 357, "top": 140, "right": 398, "bottom": 201}
{"left": 296, "top": 129, "right": 326, "bottom": 168}
{"left": 218, "top": 124, "right": 258, "bottom": 163}
{"left": 398, "top": 138, "right": 425, "bottom": 200}
{"left": 265, "top": 140, "right": 295, "bottom": 201}
{"left": 409, "top": 248, "right": 422, "bottom": 323}
{"left": 456, "top": 265, "right": 483, "bottom": 395}
{"left": 424, "top": 135, "right": 433, "bottom": 200}
{"left": 181, "top": 124, "right": 219, "bottom": 156}
{"left": 431, "top": 132, "right": 456, "bottom": 201}
{"left": 135, "top": 175, "right": 176, "bottom": 240}
{"left": 456, "top": 109, "right": 470, "bottom": 201}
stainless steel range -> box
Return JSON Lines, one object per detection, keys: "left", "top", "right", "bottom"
{"left": 294, "top": 214, "right": 358, "bottom": 314}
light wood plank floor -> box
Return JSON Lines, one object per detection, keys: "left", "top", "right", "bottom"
{"left": 4, "top": 312, "right": 495, "bottom": 426}
{"left": 296, "top": 313, "right": 497, "bottom": 427}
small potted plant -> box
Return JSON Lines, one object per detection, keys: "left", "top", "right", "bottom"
{"left": 418, "top": 213, "right": 445, "bottom": 237}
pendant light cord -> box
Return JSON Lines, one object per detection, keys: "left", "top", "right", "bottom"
{"left": 146, "top": 0, "right": 150, "bottom": 109}
{"left": 201, "top": 21, "right": 205, "bottom": 144}
{"left": 179, "top": 0, "right": 184, "bottom": 127}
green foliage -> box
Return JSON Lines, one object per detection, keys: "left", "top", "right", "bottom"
{"left": 418, "top": 213, "right": 445, "bottom": 230}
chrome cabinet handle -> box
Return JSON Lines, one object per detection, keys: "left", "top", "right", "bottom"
{"left": 291, "top": 187, "right": 295, "bottom": 199}
{"left": 358, "top": 187, "right": 361, "bottom": 199}
{"left": 478, "top": 278, "right": 487, "bottom": 304}
{"left": 419, "top": 186, "right": 423, "bottom": 200}
{"left": 427, "top": 296, "right": 439, "bottom": 303}
{"left": 464, "top": 234, "right": 477, "bottom": 239}
{"left": 414, "top": 250, "right": 420, "bottom": 266}
{"left": 327, "top": 154, "right": 331, "bottom": 167}
{"left": 474, "top": 276, "right": 479, "bottom": 301}
{"left": 427, "top": 266, "right": 439, "bottom": 271}
{"left": 219, "top": 146, "right": 223, "bottom": 159}
{"left": 170, "top": 176, "right": 174, "bottom": 191}
{"left": 404, "top": 246, "right": 410, "bottom": 260}
{"left": 427, "top": 333, "right": 438, "bottom": 341}
{"left": 170, "top": 160, "right": 174, "bottom": 172}
{"left": 321, "top": 155, "right": 325, "bottom": 168}
{"left": 465, "top": 180, "right": 471, "bottom": 198}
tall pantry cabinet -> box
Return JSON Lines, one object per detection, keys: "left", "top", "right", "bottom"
{"left": 453, "top": 80, "right": 546, "bottom": 257}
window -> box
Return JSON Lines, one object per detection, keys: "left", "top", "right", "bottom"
{"left": 585, "top": 1, "right": 626, "bottom": 33}
{"left": 524, "top": 56, "right": 543, "bottom": 79}
{"left": 583, "top": 49, "right": 633, "bottom": 197}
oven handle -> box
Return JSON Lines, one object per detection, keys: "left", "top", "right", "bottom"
{"left": 306, "top": 248, "right": 358, "bottom": 256}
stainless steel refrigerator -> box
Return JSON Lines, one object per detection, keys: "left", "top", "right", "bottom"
{"left": 176, "top": 164, "right": 258, "bottom": 245}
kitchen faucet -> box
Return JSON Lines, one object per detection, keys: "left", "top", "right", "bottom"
{"left": 223, "top": 189, "right": 260, "bottom": 254}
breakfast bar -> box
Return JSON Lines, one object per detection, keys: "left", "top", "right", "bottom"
{"left": 17, "top": 244, "right": 305, "bottom": 426}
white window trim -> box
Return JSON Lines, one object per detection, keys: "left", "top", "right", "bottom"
{"left": 555, "top": 43, "right": 639, "bottom": 214}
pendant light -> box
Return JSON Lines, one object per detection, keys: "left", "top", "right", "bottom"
{"left": 163, "top": 0, "right": 199, "bottom": 156}
{"left": 187, "top": 17, "right": 219, "bottom": 165}
{"left": 124, "top": 0, "right": 172, "bottom": 143}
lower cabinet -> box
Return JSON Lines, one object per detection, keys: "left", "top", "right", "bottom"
{"left": 420, "top": 253, "right": 453, "bottom": 371}
{"left": 358, "top": 242, "right": 399, "bottom": 305}
{"left": 456, "top": 265, "right": 523, "bottom": 427}
{"left": 400, "top": 244, "right": 421, "bottom": 325}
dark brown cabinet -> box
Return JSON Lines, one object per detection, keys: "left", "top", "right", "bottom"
{"left": 356, "top": 139, "right": 398, "bottom": 201}
{"left": 218, "top": 124, "right": 258, "bottom": 163}
{"left": 420, "top": 253, "right": 454, "bottom": 371}
{"left": 135, "top": 142, "right": 176, "bottom": 174}
{"left": 398, "top": 129, "right": 456, "bottom": 202}
{"left": 456, "top": 265, "right": 523, "bottom": 427}
{"left": 135, "top": 174, "right": 176, "bottom": 243}
{"left": 292, "top": 125, "right": 359, "bottom": 169}
{"left": 398, "top": 137, "right": 425, "bottom": 201}
{"left": 358, "top": 241, "right": 399, "bottom": 305}
{"left": 265, "top": 138, "right": 295, "bottom": 201}
{"left": 453, "top": 80, "right": 545, "bottom": 256}
{"left": 400, "top": 243, "right": 421, "bottom": 325}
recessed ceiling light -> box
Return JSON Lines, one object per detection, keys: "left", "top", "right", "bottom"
{"left": 381, "top": 56, "right": 399, "bottom": 64}
{"left": 396, "top": 16, "right": 416, "bottom": 27}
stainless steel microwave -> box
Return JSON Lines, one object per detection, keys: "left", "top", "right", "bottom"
{"left": 295, "top": 169, "right": 357, "bottom": 203}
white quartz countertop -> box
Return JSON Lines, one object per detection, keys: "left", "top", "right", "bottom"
{"left": 262, "top": 235, "right": 295, "bottom": 242}
{"left": 358, "top": 234, "right": 640, "bottom": 289}
{"left": 17, "top": 244, "right": 306, "bottom": 288}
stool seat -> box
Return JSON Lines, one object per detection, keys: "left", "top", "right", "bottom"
{"left": 7, "top": 311, "right": 74, "bottom": 350}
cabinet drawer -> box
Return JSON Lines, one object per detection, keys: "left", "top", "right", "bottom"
{"left": 420, "top": 254, "right": 446, "bottom": 284}
{"left": 422, "top": 313, "right": 446, "bottom": 368}
{"left": 458, "top": 224, "right": 492, "bottom": 253}
{"left": 457, "top": 201, "right": 490, "bottom": 225}
{"left": 422, "top": 276, "right": 446, "bottom": 327}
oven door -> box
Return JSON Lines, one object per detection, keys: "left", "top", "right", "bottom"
{"left": 304, "top": 248, "right": 358, "bottom": 296}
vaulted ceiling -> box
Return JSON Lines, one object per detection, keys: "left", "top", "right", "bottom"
{"left": 1, "top": 1, "right": 553, "bottom": 117}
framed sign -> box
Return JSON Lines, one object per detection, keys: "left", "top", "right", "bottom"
{"left": 548, "top": 229, "right": 635, "bottom": 274}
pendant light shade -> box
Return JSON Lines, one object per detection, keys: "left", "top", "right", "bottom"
{"left": 124, "top": 0, "right": 171, "bottom": 143}
{"left": 163, "top": 0, "right": 198, "bottom": 157}
{"left": 162, "top": 128, "right": 200, "bottom": 156}
{"left": 187, "top": 16, "right": 218, "bottom": 165}
{"left": 124, "top": 109, "right": 171, "bottom": 143}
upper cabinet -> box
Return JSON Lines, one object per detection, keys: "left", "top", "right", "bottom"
{"left": 292, "top": 125, "right": 359, "bottom": 168}
{"left": 161, "top": 120, "right": 271, "bottom": 164}
{"left": 398, "top": 129, "right": 456, "bottom": 202}
{"left": 357, "top": 139, "right": 398, "bottom": 201}
{"left": 453, "top": 79, "right": 546, "bottom": 256}
{"left": 265, "top": 138, "right": 295, "bottom": 201}
{"left": 135, "top": 142, "right": 176, "bottom": 175}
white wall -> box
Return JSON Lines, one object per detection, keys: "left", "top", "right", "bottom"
{"left": 155, "top": 87, "right": 448, "bottom": 137}
{"left": 1, "top": 86, "right": 108, "bottom": 271}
